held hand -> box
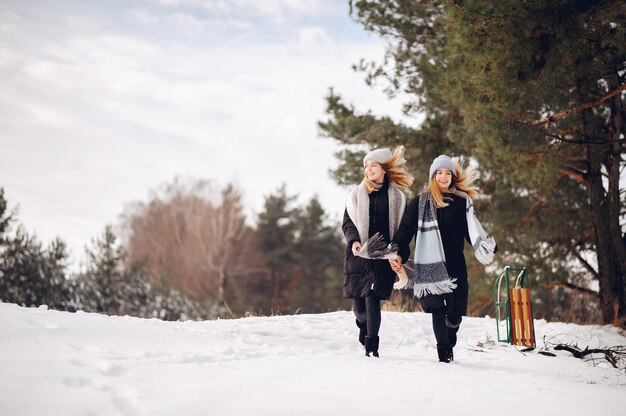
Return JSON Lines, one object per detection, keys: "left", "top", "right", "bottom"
{"left": 388, "top": 257, "right": 403, "bottom": 273}
{"left": 351, "top": 241, "right": 362, "bottom": 257}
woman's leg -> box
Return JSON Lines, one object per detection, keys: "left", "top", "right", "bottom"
{"left": 432, "top": 308, "right": 453, "bottom": 362}
{"left": 431, "top": 308, "right": 449, "bottom": 345}
{"left": 353, "top": 297, "right": 367, "bottom": 324}
{"left": 445, "top": 315, "right": 462, "bottom": 347}
{"left": 446, "top": 276, "right": 468, "bottom": 348}
{"left": 365, "top": 294, "right": 381, "bottom": 337}
{"left": 353, "top": 297, "right": 367, "bottom": 346}
{"left": 364, "top": 294, "right": 381, "bottom": 357}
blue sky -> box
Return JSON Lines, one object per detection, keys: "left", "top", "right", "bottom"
{"left": 0, "top": 0, "right": 417, "bottom": 269}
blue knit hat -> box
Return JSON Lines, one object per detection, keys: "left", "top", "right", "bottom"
{"left": 429, "top": 155, "right": 455, "bottom": 179}
{"left": 363, "top": 148, "right": 392, "bottom": 168}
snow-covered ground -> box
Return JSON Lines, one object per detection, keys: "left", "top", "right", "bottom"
{"left": 1, "top": 302, "right": 625, "bottom": 416}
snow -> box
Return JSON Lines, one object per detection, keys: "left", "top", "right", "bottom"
{"left": 1, "top": 302, "right": 625, "bottom": 416}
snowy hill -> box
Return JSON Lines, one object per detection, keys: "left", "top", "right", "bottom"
{"left": 1, "top": 302, "right": 625, "bottom": 416}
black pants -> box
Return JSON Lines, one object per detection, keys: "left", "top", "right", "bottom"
{"left": 425, "top": 277, "right": 468, "bottom": 347}
{"left": 353, "top": 294, "right": 381, "bottom": 337}
{"left": 432, "top": 309, "right": 462, "bottom": 347}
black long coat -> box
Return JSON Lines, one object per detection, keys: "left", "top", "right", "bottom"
{"left": 393, "top": 192, "right": 471, "bottom": 316}
{"left": 342, "top": 180, "right": 408, "bottom": 300}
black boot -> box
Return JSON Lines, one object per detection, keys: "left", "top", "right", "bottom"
{"left": 437, "top": 344, "right": 453, "bottom": 363}
{"left": 365, "top": 336, "right": 379, "bottom": 357}
{"left": 356, "top": 319, "right": 367, "bottom": 346}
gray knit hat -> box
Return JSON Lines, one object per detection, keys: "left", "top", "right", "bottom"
{"left": 429, "top": 155, "right": 455, "bottom": 179}
{"left": 363, "top": 148, "right": 392, "bottom": 168}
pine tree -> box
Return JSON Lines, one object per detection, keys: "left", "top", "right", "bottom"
{"left": 256, "top": 185, "right": 300, "bottom": 313}
{"left": 324, "top": 0, "right": 625, "bottom": 324}
{"left": 438, "top": 0, "right": 626, "bottom": 325}
{"left": 291, "top": 196, "right": 347, "bottom": 312}
{"left": 72, "top": 225, "right": 131, "bottom": 314}
{"left": 0, "top": 188, "right": 71, "bottom": 309}
{"left": 0, "top": 188, "right": 12, "bottom": 239}
{"left": 72, "top": 225, "right": 212, "bottom": 320}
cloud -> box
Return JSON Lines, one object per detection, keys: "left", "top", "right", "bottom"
{"left": 126, "top": 9, "right": 160, "bottom": 25}
{"left": 145, "top": 0, "right": 338, "bottom": 19}
{"left": 297, "top": 26, "right": 332, "bottom": 48}
{"left": 171, "top": 12, "right": 207, "bottom": 35}
{"left": 0, "top": 2, "right": 417, "bottom": 270}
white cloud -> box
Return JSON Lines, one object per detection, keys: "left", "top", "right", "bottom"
{"left": 126, "top": 9, "right": 160, "bottom": 25}
{"left": 297, "top": 26, "right": 332, "bottom": 48}
{"left": 0, "top": 2, "right": 418, "bottom": 270}
{"left": 172, "top": 12, "right": 207, "bottom": 35}
{"left": 145, "top": 0, "right": 339, "bottom": 20}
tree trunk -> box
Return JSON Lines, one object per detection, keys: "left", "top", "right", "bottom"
{"left": 282, "top": 269, "right": 303, "bottom": 312}
{"left": 587, "top": 143, "right": 624, "bottom": 326}
{"left": 606, "top": 92, "right": 626, "bottom": 326}
{"left": 217, "top": 268, "right": 226, "bottom": 304}
{"left": 271, "top": 269, "right": 281, "bottom": 313}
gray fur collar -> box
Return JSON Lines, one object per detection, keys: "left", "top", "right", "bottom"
{"left": 346, "top": 181, "right": 406, "bottom": 244}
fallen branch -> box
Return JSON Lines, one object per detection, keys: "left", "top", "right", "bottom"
{"left": 549, "top": 342, "right": 626, "bottom": 369}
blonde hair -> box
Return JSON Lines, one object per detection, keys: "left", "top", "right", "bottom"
{"left": 427, "top": 157, "right": 479, "bottom": 208}
{"left": 364, "top": 146, "right": 414, "bottom": 194}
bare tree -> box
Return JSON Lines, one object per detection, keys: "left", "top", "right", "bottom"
{"left": 120, "top": 177, "right": 266, "bottom": 310}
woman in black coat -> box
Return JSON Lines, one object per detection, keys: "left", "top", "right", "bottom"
{"left": 390, "top": 155, "right": 496, "bottom": 362}
{"left": 342, "top": 146, "right": 413, "bottom": 357}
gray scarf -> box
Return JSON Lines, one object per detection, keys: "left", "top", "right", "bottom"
{"left": 346, "top": 181, "right": 406, "bottom": 244}
{"left": 412, "top": 190, "right": 496, "bottom": 298}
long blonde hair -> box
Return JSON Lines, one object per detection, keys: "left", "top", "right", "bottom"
{"left": 427, "top": 157, "right": 479, "bottom": 208}
{"left": 364, "top": 146, "right": 414, "bottom": 194}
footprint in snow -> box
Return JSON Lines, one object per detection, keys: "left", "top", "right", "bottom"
{"left": 24, "top": 317, "right": 60, "bottom": 330}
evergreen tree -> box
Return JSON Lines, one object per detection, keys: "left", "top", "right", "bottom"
{"left": 257, "top": 189, "right": 348, "bottom": 314}
{"left": 0, "top": 228, "right": 71, "bottom": 309}
{"left": 0, "top": 189, "right": 71, "bottom": 309}
{"left": 319, "top": 90, "right": 457, "bottom": 189}
{"left": 256, "top": 185, "right": 300, "bottom": 313}
{"left": 0, "top": 188, "right": 212, "bottom": 321}
{"left": 322, "top": 0, "right": 625, "bottom": 325}
{"left": 72, "top": 225, "right": 127, "bottom": 314}
{"left": 0, "top": 188, "right": 12, "bottom": 240}
{"left": 291, "top": 196, "right": 348, "bottom": 312}
{"left": 438, "top": 0, "right": 625, "bottom": 325}
{"left": 72, "top": 225, "right": 212, "bottom": 320}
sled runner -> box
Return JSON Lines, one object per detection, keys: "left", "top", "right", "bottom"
{"left": 494, "top": 266, "right": 535, "bottom": 349}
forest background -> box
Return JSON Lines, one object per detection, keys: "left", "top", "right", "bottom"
{"left": 1, "top": 1, "right": 625, "bottom": 328}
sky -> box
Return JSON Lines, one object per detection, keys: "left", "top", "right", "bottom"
{"left": 0, "top": 0, "right": 416, "bottom": 269}
{"left": 2, "top": 302, "right": 625, "bottom": 415}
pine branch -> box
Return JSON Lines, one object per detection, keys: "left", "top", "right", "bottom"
{"left": 546, "top": 132, "right": 626, "bottom": 145}
{"left": 545, "top": 281, "right": 598, "bottom": 296}
{"left": 514, "top": 84, "right": 626, "bottom": 127}
{"left": 572, "top": 250, "right": 599, "bottom": 279}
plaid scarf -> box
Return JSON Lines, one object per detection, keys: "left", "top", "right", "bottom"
{"left": 413, "top": 192, "right": 456, "bottom": 298}
{"left": 413, "top": 190, "right": 495, "bottom": 298}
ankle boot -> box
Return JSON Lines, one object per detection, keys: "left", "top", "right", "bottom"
{"left": 437, "top": 344, "right": 453, "bottom": 363}
{"left": 355, "top": 319, "right": 367, "bottom": 346}
{"left": 365, "top": 336, "right": 379, "bottom": 357}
